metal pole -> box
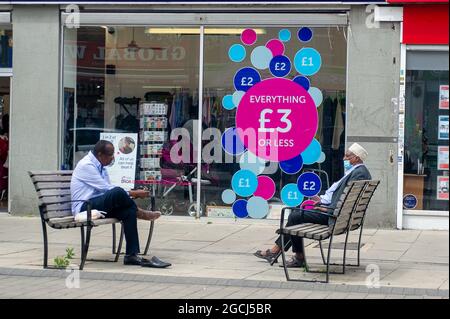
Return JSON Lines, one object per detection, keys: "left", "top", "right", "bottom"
{"left": 196, "top": 26, "right": 204, "bottom": 220}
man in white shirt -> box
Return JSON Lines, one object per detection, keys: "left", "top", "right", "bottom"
{"left": 71, "top": 140, "right": 170, "bottom": 268}
{"left": 255, "top": 143, "right": 371, "bottom": 267}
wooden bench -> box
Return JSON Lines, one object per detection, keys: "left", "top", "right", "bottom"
{"left": 28, "top": 170, "right": 155, "bottom": 270}
{"left": 318, "top": 180, "right": 380, "bottom": 268}
{"left": 278, "top": 180, "right": 367, "bottom": 283}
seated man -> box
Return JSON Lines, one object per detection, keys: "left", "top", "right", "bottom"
{"left": 254, "top": 143, "right": 371, "bottom": 267}
{"left": 71, "top": 140, "right": 170, "bottom": 268}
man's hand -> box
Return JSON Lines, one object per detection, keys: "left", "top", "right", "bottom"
{"left": 129, "top": 189, "right": 150, "bottom": 199}
{"left": 311, "top": 195, "right": 321, "bottom": 202}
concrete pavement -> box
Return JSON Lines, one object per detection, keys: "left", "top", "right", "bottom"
{"left": 0, "top": 214, "right": 448, "bottom": 299}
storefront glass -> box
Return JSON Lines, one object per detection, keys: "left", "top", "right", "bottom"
{"left": 0, "top": 27, "right": 12, "bottom": 69}
{"left": 403, "top": 50, "right": 449, "bottom": 211}
{"left": 62, "top": 25, "right": 347, "bottom": 218}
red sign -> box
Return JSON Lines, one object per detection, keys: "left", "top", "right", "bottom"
{"left": 402, "top": 4, "right": 449, "bottom": 44}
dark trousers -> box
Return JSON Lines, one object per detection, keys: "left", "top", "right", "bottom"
{"left": 80, "top": 187, "right": 140, "bottom": 255}
{"left": 276, "top": 209, "right": 329, "bottom": 254}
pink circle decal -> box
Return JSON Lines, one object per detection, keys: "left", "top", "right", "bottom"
{"left": 254, "top": 176, "right": 276, "bottom": 200}
{"left": 235, "top": 78, "right": 318, "bottom": 162}
{"left": 300, "top": 200, "right": 316, "bottom": 210}
{"left": 241, "top": 29, "right": 257, "bottom": 46}
{"left": 266, "top": 39, "right": 285, "bottom": 57}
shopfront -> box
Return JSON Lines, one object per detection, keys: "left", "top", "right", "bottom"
{"left": 6, "top": 1, "right": 404, "bottom": 228}
{"left": 61, "top": 9, "right": 351, "bottom": 219}
{"left": 394, "top": 0, "right": 449, "bottom": 229}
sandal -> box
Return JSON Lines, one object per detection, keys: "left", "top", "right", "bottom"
{"left": 281, "top": 256, "right": 307, "bottom": 268}
{"left": 254, "top": 249, "right": 279, "bottom": 263}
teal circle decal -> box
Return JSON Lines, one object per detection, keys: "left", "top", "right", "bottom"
{"left": 229, "top": 44, "right": 246, "bottom": 63}
{"left": 232, "top": 169, "right": 258, "bottom": 197}
{"left": 281, "top": 184, "right": 304, "bottom": 207}
{"left": 222, "top": 95, "right": 235, "bottom": 110}
{"left": 279, "top": 29, "right": 291, "bottom": 42}
{"left": 294, "top": 48, "right": 322, "bottom": 76}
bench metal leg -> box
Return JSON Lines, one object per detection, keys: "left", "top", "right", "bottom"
{"left": 80, "top": 226, "right": 92, "bottom": 270}
{"left": 41, "top": 220, "right": 49, "bottom": 269}
{"left": 112, "top": 224, "right": 117, "bottom": 254}
{"left": 280, "top": 233, "right": 331, "bottom": 284}
{"left": 143, "top": 221, "right": 155, "bottom": 256}
{"left": 114, "top": 224, "right": 124, "bottom": 262}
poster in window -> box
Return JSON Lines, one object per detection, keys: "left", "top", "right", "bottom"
{"left": 437, "top": 176, "right": 449, "bottom": 200}
{"left": 439, "top": 85, "right": 449, "bottom": 110}
{"left": 438, "top": 116, "right": 449, "bottom": 140}
{"left": 438, "top": 146, "right": 449, "bottom": 170}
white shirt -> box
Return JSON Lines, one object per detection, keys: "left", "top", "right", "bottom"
{"left": 70, "top": 151, "right": 115, "bottom": 214}
{"left": 320, "top": 164, "right": 364, "bottom": 205}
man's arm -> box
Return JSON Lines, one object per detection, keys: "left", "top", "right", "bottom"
{"left": 73, "top": 163, "right": 115, "bottom": 192}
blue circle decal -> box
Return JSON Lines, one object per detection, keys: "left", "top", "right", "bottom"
{"left": 269, "top": 55, "right": 292, "bottom": 78}
{"left": 232, "top": 170, "right": 258, "bottom": 197}
{"left": 293, "top": 76, "right": 310, "bottom": 91}
{"left": 234, "top": 67, "right": 262, "bottom": 92}
{"left": 403, "top": 194, "right": 418, "bottom": 209}
{"left": 297, "top": 172, "right": 321, "bottom": 197}
{"left": 281, "top": 184, "right": 304, "bottom": 207}
{"left": 279, "top": 154, "right": 303, "bottom": 174}
{"left": 298, "top": 27, "right": 313, "bottom": 42}
{"left": 221, "top": 127, "right": 246, "bottom": 156}
{"left": 233, "top": 199, "right": 248, "bottom": 218}
{"left": 294, "top": 48, "right": 322, "bottom": 76}
{"left": 250, "top": 46, "right": 273, "bottom": 70}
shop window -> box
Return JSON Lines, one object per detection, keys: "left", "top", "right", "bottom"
{"left": 62, "top": 25, "right": 347, "bottom": 218}
{"left": 403, "top": 50, "right": 449, "bottom": 211}
{"left": 0, "top": 27, "right": 12, "bottom": 68}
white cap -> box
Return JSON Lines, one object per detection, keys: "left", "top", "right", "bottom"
{"left": 349, "top": 143, "right": 368, "bottom": 161}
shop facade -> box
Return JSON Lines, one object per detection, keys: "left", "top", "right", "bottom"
{"left": 392, "top": 0, "right": 449, "bottom": 230}
{"left": 2, "top": 0, "right": 443, "bottom": 229}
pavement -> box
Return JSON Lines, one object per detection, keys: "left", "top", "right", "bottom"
{"left": 0, "top": 214, "right": 448, "bottom": 299}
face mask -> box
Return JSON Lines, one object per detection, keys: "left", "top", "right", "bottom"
{"left": 343, "top": 160, "right": 353, "bottom": 171}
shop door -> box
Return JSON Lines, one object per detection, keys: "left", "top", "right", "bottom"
{"left": 402, "top": 49, "right": 449, "bottom": 229}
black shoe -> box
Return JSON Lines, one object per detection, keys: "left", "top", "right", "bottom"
{"left": 124, "top": 255, "right": 171, "bottom": 268}
{"left": 124, "top": 254, "right": 147, "bottom": 266}
{"left": 142, "top": 256, "right": 171, "bottom": 268}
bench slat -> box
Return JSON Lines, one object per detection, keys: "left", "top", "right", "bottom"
{"left": 37, "top": 189, "right": 72, "bottom": 197}
{"left": 34, "top": 182, "right": 71, "bottom": 190}
{"left": 39, "top": 196, "right": 72, "bottom": 205}
{"left": 45, "top": 210, "right": 73, "bottom": 219}
{"left": 43, "top": 202, "right": 72, "bottom": 212}
{"left": 31, "top": 175, "right": 72, "bottom": 183}
{"left": 29, "top": 170, "right": 73, "bottom": 176}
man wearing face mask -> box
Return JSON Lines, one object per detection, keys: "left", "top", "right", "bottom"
{"left": 71, "top": 140, "right": 170, "bottom": 268}
{"left": 254, "top": 143, "right": 371, "bottom": 267}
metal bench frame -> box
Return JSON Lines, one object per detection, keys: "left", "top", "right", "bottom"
{"left": 318, "top": 180, "right": 380, "bottom": 268}
{"left": 279, "top": 180, "right": 367, "bottom": 283}
{"left": 29, "top": 170, "right": 155, "bottom": 270}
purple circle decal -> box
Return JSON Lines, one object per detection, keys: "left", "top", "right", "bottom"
{"left": 241, "top": 29, "right": 257, "bottom": 46}
{"left": 266, "top": 39, "right": 285, "bottom": 57}
{"left": 254, "top": 176, "right": 276, "bottom": 200}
